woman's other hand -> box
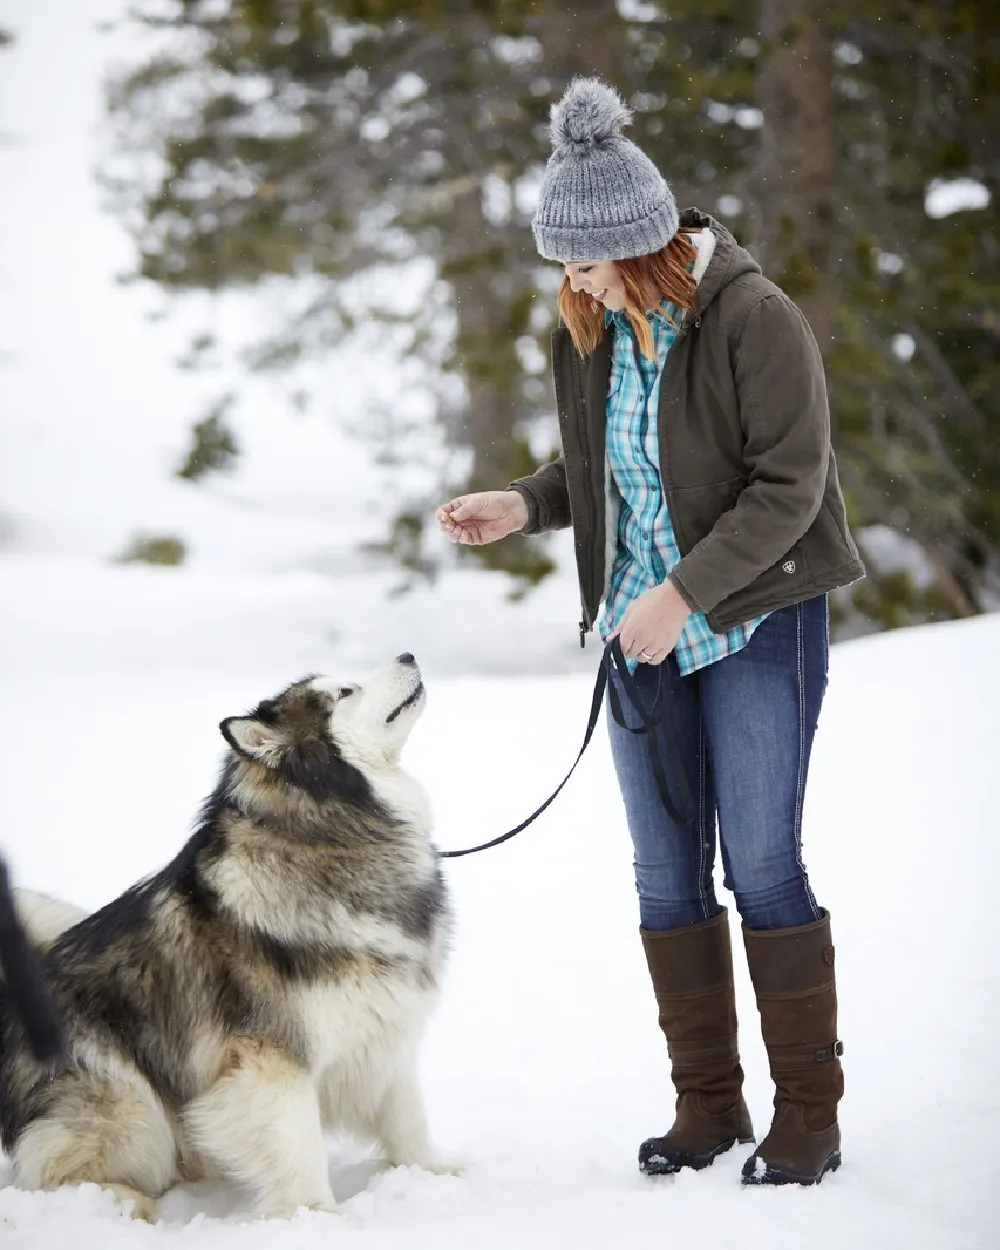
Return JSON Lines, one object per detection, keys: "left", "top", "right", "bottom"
{"left": 612, "top": 580, "right": 692, "bottom": 664}
{"left": 436, "top": 491, "right": 529, "bottom": 546}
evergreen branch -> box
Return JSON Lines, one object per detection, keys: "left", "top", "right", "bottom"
{"left": 903, "top": 323, "right": 988, "bottom": 434}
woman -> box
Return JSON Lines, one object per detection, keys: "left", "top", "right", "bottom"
{"left": 436, "top": 78, "right": 863, "bottom": 1187}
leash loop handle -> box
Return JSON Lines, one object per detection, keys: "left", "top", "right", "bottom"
{"left": 605, "top": 639, "right": 695, "bottom": 826}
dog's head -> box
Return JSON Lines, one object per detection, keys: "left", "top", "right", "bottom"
{"left": 220, "top": 653, "right": 425, "bottom": 801}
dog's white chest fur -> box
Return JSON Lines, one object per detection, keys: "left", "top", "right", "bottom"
{"left": 296, "top": 966, "right": 438, "bottom": 1077}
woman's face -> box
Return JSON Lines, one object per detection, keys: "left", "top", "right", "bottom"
{"left": 563, "top": 259, "right": 626, "bottom": 312}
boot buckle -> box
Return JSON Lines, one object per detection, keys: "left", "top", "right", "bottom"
{"left": 814, "top": 1040, "right": 844, "bottom": 1063}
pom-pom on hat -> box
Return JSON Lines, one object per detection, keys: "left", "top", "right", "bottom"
{"left": 531, "top": 77, "right": 679, "bottom": 263}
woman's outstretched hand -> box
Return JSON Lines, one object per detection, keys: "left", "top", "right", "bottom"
{"left": 436, "top": 490, "right": 528, "bottom": 546}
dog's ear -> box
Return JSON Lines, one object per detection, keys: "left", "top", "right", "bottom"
{"left": 220, "top": 716, "right": 286, "bottom": 765}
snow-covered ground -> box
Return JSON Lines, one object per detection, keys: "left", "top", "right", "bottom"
{"left": 2, "top": 3, "right": 1000, "bottom": 1247}
{"left": 1, "top": 549, "right": 999, "bottom": 1250}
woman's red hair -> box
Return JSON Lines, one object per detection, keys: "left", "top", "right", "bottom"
{"left": 557, "top": 230, "right": 700, "bottom": 359}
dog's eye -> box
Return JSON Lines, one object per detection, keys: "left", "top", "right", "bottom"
{"left": 338, "top": 687, "right": 355, "bottom": 699}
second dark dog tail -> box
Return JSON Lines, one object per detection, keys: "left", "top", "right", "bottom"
{"left": 0, "top": 858, "right": 64, "bottom": 1062}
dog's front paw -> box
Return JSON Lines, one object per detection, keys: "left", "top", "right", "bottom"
{"left": 254, "top": 1197, "right": 339, "bottom": 1220}
{"left": 420, "top": 1157, "right": 464, "bottom": 1177}
{"left": 306, "top": 1199, "right": 339, "bottom": 1215}
{"left": 386, "top": 1154, "right": 464, "bottom": 1177}
{"left": 99, "top": 1183, "right": 159, "bottom": 1224}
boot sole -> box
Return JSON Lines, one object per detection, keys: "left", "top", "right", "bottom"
{"left": 640, "top": 1133, "right": 756, "bottom": 1176}
{"left": 741, "top": 1150, "right": 842, "bottom": 1187}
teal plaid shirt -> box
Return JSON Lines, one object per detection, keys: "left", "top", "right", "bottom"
{"left": 597, "top": 299, "right": 767, "bottom": 675}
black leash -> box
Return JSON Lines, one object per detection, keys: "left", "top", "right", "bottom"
{"left": 439, "top": 637, "right": 695, "bottom": 859}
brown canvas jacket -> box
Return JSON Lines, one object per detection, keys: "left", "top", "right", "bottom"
{"left": 510, "top": 207, "right": 865, "bottom": 641}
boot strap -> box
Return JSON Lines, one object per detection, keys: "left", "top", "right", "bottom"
{"left": 668, "top": 1036, "right": 739, "bottom": 1065}
{"left": 768, "top": 1039, "right": 844, "bottom": 1071}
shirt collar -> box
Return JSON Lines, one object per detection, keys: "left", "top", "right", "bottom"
{"left": 605, "top": 301, "right": 673, "bottom": 332}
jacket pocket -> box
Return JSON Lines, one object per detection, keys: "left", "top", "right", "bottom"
{"left": 670, "top": 475, "right": 745, "bottom": 551}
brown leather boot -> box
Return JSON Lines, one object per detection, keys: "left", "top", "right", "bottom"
{"left": 638, "top": 908, "right": 754, "bottom": 1175}
{"left": 741, "top": 911, "right": 844, "bottom": 1186}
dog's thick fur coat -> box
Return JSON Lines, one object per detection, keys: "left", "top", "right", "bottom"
{"left": 0, "top": 655, "right": 449, "bottom": 1220}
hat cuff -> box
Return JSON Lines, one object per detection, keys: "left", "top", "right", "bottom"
{"left": 532, "top": 202, "right": 679, "bottom": 262}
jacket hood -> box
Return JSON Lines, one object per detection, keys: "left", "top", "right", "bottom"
{"left": 679, "top": 207, "right": 761, "bottom": 316}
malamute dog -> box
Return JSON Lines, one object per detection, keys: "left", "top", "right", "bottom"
{"left": 0, "top": 653, "right": 450, "bottom": 1220}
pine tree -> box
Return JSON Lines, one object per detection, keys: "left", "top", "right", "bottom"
{"left": 106, "top": 0, "right": 1000, "bottom": 626}
{"left": 623, "top": 0, "right": 1000, "bottom": 623}
{"left": 107, "top": 0, "right": 665, "bottom": 582}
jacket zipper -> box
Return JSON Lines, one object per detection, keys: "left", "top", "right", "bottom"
{"left": 570, "top": 345, "right": 601, "bottom": 646}
{"left": 654, "top": 312, "right": 701, "bottom": 534}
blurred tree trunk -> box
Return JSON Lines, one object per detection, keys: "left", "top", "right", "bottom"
{"left": 442, "top": 177, "right": 528, "bottom": 491}
{"left": 756, "top": 0, "right": 839, "bottom": 352}
{"left": 448, "top": 7, "right": 636, "bottom": 493}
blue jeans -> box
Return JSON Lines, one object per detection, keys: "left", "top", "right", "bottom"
{"left": 606, "top": 595, "right": 829, "bottom": 932}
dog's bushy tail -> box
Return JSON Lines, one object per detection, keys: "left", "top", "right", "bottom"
{"left": 0, "top": 858, "right": 64, "bottom": 1062}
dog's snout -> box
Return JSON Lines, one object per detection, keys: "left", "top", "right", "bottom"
{"left": 396, "top": 652, "right": 416, "bottom": 666}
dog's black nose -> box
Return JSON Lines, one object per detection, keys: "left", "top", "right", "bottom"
{"left": 396, "top": 652, "right": 416, "bottom": 666}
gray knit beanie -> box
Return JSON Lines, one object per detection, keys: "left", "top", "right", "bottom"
{"left": 531, "top": 78, "right": 679, "bottom": 263}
